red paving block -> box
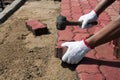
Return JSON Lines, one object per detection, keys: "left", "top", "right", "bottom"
{"left": 26, "top": 20, "right": 48, "bottom": 36}
{"left": 71, "top": 0, "right": 79, "bottom": 2}
{"left": 79, "top": 0, "right": 91, "bottom": 9}
{"left": 54, "top": 46, "right": 62, "bottom": 58}
{"left": 110, "top": 15, "right": 118, "bottom": 20}
{"left": 89, "top": 3, "right": 97, "bottom": 8}
{"left": 61, "top": 3, "right": 71, "bottom": 10}
{"left": 100, "top": 64, "right": 120, "bottom": 80}
{"left": 98, "top": 12, "right": 111, "bottom": 21}
{"left": 87, "top": 26, "right": 97, "bottom": 34}
{"left": 83, "top": 9, "right": 91, "bottom": 14}
{"left": 77, "top": 65, "right": 99, "bottom": 74}
{"left": 85, "top": 50, "right": 97, "bottom": 58}
{"left": 105, "top": 8, "right": 115, "bottom": 14}
{"left": 76, "top": 50, "right": 100, "bottom": 74}
{"left": 79, "top": 0, "right": 89, "bottom": 5}
{"left": 61, "top": 9, "right": 71, "bottom": 18}
{"left": 73, "top": 26, "right": 88, "bottom": 33}
{"left": 71, "top": 1, "right": 80, "bottom": 7}
{"left": 88, "top": 0, "right": 98, "bottom": 4}
{"left": 73, "top": 33, "right": 90, "bottom": 41}
{"left": 75, "top": 9, "right": 84, "bottom": 17}
{"left": 56, "top": 41, "right": 66, "bottom": 47}
{"left": 112, "top": 1, "right": 120, "bottom": 12}
{"left": 105, "top": 8, "right": 118, "bottom": 16}
{"left": 71, "top": 6, "right": 83, "bottom": 19}
{"left": 81, "top": 4, "right": 92, "bottom": 10}
{"left": 87, "top": 25, "right": 102, "bottom": 34}
{"left": 95, "top": 43, "right": 116, "bottom": 60}
{"left": 55, "top": 40, "right": 68, "bottom": 59}
{"left": 26, "top": 20, "right": 38, "bottom": 26}
{"left": 88, "top": 0, "right": 98, "bottom": 8}
{"left": 64, "top": 26, "right": 74, "bottom": 31}
{"left": 54, "top": 46, "right": 68, "bottom": 59}
{"left": 78, "top": 73, "right": 105, "bottom": 80}
{"left": 71, "top": 6, "right": 82, "bottom": 14}
{"left": 57, "top": 30, "right": 74, "bottom": 41}
{"left": 71, "top": 14, "right": 81, "bottom": 20}
{"left": 71, "top": 6, "right": 81, "bottom": 11}
{"left": 66, "top": 17, "right": 73, "bottom": 20}
{"left": 76, "top": 64, "right": 100, "bottom": 74}
{"left": 99, "top": 20, "right": 109, "bottom": 27}
{"left": 91, "top": 26, "right": 102, "bottom": 33}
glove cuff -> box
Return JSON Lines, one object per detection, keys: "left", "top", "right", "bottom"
{"left": 90, "top": 10, "right": 98, "bottom": 18}
{"left": 83, "top": 39, "right": 92, "bottom": 49}
{"left": 93, "top": 10, "right": 97, "bottom": 13}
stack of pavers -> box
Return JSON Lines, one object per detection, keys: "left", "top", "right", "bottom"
{"left": 55, "top": 0, "right": 120, "bottom": 80}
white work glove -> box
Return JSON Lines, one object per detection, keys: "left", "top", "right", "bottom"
{"left": 61, "top": 40, "right": 91, "bottom": 64}
{"left": 79, "top": 10, "right": 97, "bottom": 29}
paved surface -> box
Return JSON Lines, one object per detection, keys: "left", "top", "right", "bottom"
{"left": 55, "top": 0, "right": 120, "bottom": 80}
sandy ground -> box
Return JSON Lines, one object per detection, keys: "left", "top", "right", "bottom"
{"left": 0, "top": 0, "right": 78, "bottom": 80}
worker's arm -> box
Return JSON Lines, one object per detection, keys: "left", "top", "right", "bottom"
{"left": 95, "top": 0, "right": 115, "bottom": 16}
{"left": 86, "top": 15, "right": 120, "bottom": 48}
{"left": 79, "top": 0, "right": 116, "bottom": 29}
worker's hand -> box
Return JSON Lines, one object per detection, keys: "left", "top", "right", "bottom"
{"left": 79, "top": 10, "right": 97, "bottom": 29}
{"left": 61, "top": 40, "right": 91, "bottom": 64}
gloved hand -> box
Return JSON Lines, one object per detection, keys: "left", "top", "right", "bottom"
{"left": 61, "top": 40, "right": 91, "bottom": 64}
{"left": 79, "top": 10, "right": 97, "bottom": 29}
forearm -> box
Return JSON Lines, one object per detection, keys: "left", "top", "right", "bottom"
{"left": 94, "top": 0, "right": 115, "bottom": 16}
{"left": 86, "top": 15, "right": 120, "bottom": 48}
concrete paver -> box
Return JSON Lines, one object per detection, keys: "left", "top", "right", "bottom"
{"left": 26, "top": 20, "right": 49, "bottom": 36}
{"left": 55, "top": 0, "right": 120, "bottom": 80}
{"left": 78, "top": 73, "right": 105, "bottom": 80}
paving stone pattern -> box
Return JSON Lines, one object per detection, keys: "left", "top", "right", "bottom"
{"left": 55, "top": 0, "right": 120, "bottom": 80}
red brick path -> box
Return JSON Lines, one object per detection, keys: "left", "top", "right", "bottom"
{"left": 55, "top": 0, "right": 120, "bottom": 80}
